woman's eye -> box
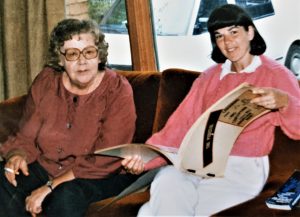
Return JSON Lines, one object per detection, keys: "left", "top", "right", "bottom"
{"left": 68, "top": 51, "right": 77, "bottom": 57}
{"left": 215, "top": 34, "right": 222, "bottom": 40}
{"left": 86, "top": 50, "right": 94, "bottom": 55}
{"left": 230, "top": 30, "right": 238, "bottom": 35}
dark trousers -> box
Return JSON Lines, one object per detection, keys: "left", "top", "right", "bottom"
{"left": 0, "top": 161, "right": 138, "bottom": 217}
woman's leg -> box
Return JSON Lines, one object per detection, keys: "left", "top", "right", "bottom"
{"left": 43, "top": 173, "right": 138, "bottom": 217}
{"left": 194, "top": 156, "right": 269, "bottom": 216}
{"left": 0, "top": 161, "right": 49, "bottom": 217}
{"left": 42, "top": 179, "right": 90, "bottom": 217}
{"left": 138, "top": 166, "right": 201, "bottom": 216}
{"left": 138, "top": 156, "right": 269, "bottom": 216}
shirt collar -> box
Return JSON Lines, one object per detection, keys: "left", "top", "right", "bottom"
{"left": 220, "top": 55, "right": 262, "bottom": 79}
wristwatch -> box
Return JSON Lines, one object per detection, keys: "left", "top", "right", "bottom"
{"left": 46, "top": 180, "right": 54, "bottom": 191}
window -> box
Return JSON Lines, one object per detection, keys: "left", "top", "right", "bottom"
{"left": 151, "top": 0, "right": 195, "bottom": 36}
{"left": 98, "top": 0, "right": 128, "bottom": 34}
{"left": 150, "top": 0, "right": 277, "bottom": 71}
{"left": 193, "top": 0, "right": 227, "bottom": 35}
{"left": 151, "top": 0, "right": 229, "bottom": 70}
{"left": 87, "top": 0, "right": 300, "bottom": 78}
{"left": 88, "top": 0, "right": 132, "bottom": 70}
{"left": 236, "top": 0, "right": 274, "bottom": 20}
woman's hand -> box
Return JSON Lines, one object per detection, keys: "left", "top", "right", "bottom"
{"left": 121, "top": 155, "right": 145, "bottom": 175}
{"left": 25, "top": 185, "right": 51, "bottom": 217}
{"left": 251, "top": 87, "right": 289, "bottom": 110}
{"left": 24, "top": 169, "right": 75, "bottom": 216}
{"left": 4, "top": 154, "right": 29, "bottom": 187}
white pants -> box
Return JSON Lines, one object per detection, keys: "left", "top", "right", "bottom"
{"left": 138, "top": 156, "right": 269, "bottom": 217}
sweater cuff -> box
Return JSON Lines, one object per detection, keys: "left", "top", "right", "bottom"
{"left": 279, "top": 94, "right": 300, "bottom": 118}
{"left": 144, "top": 156, "right": 168, "bottom": 171}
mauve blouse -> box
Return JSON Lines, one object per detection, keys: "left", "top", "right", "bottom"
{"left": 0, "top": 67, "right": 136, "bottom": 179}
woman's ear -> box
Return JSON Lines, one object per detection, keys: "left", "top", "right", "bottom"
{"left": 248, "top": 26, "right": 255, "bottom": 41}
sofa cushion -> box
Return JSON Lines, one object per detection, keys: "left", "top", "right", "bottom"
{"left": 152, "top": 68, "right": 201, "bottom": 133}
{"left": 214, "top": 127, "right": 300, "bottom": 216}
{"left": 86, "top": 191, "right": 149, "bottom": 217}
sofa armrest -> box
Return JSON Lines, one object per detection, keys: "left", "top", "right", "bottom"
{"left": 0, "top": 95, "right": 27, "bottom": 143}
{"left": 214, "top": 127, "right": 300, "bottom": 216}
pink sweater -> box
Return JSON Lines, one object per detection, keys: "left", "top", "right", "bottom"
{"left": 145, "top": 55, "right": 300, "bottom": 170}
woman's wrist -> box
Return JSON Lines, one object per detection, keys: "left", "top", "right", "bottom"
{"left": 5, "top": 149, "right": 27, "bottom": 162}
{"left": 46, "top": 180, "right": 54, "bottom": 191}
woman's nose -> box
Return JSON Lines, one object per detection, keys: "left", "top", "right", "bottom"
{"left": 224, "top": 35, "right": 232, "bottom": 44}
{"left": 78, "top": 53, "right": 87, "bottom": 64}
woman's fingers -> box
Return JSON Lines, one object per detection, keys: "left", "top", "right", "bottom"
{"left": 122, "top": 155, "right": 144, "bottom": 175}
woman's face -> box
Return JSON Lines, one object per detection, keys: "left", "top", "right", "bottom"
{"left": 214, "top": 25, "right": 254, "bottom": 67}
{"left": 59, "top": 33, "right": 100, "bottom": 89}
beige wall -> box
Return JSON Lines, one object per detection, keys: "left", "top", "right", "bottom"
{"left": 65, "top": 0, "right": 89, "bottom": 19}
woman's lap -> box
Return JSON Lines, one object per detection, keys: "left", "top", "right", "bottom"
{"left": 0, "top": 161, "right": 139, "bottom": 217}
{"left": 138, "top": 156, "right": 269, "bottom": 216}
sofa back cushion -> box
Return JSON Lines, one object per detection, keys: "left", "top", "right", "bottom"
{"left": 152, "top": 68, "right": 201, "bottom": 133}
{"left": 116, "top": 71, "right": 161, "bottom": 143}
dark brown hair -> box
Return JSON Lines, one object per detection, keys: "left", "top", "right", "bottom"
{"left": 46, "top": 18, "right": 108, "bottom": 71}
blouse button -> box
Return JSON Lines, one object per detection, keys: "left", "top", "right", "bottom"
{"left": 57, "top": 147, "right": 63, "bottom": 153}
{"left": 99, "top": 118, "right": 105, "bottom": 123}
{"left": 66, "top": 123, "right": 72, "bottom": 129}
{"left": 58, "top": 165, "right": 63, "bottom": 170}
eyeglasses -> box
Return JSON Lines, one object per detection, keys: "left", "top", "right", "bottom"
{"left": 60, "top": 46, "right": 98, "bottom": 61}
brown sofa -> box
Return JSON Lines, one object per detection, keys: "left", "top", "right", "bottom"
{"left": 0, "top": 68, "right": 299, "bottom": 216}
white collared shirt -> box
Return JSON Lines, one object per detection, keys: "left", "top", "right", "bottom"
{"left": 220, "top": 55, "right": 262, "bottom": 79}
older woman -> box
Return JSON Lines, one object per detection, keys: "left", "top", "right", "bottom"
{"left": 0, "top": 19, "right": 137, "bottom": 217}
{"left": 123, "top": 4, "right": 300, "bottom": 216}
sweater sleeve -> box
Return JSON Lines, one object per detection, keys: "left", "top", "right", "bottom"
{"left": 271, "top": 66, "right": 300, "bottom": 139}
{"left": 0, "top": 68, "right": 53, "bottom": 162}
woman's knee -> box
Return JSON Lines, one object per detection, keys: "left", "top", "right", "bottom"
{"left": 154, "top": 166, "right": 182, "bottom": 182}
